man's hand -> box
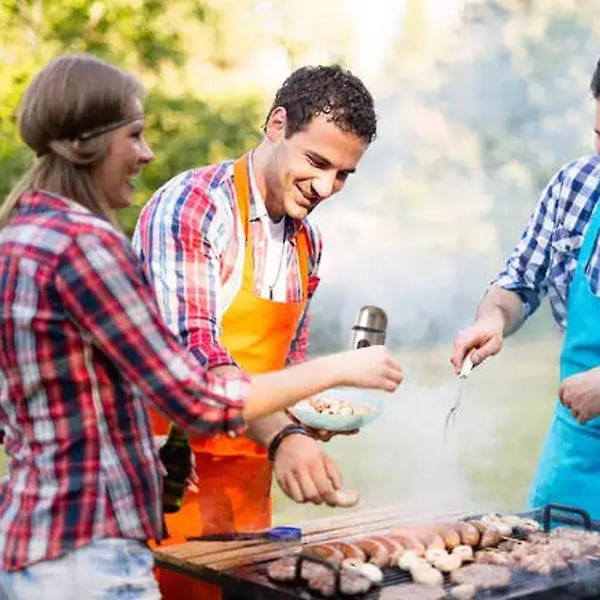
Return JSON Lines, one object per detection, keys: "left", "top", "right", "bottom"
{"left": 560, "top": 367, "right": 600, "bottom": 425}
{"left": 286, "top": 410, "right": 358, "bottom": 442}
{"left": 273, "top": 433, "right": 343, "bottom": 506}
{"left": 450, "top": 315, "right": 505, "bottom": 374}
{"left": 451, "top": 286, "right": 525, "bottom": 374}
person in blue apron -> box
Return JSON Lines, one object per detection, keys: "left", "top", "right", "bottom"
{"left": 450, "top": 55, "right": 600, "bottom": 520}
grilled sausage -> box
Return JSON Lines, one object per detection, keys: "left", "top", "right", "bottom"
{"left": 355, "top": 538, "right": 389, "bottom": 568}
{"left": 453, "top": 521, "right": 480, "bottom": 547}
{"left": 371, "top": 535, "right": 405, "bottom": 565}
{"left": 469, "top": 520, "right": 502, "bottom": 548}
{"left": 328, "top": 540, "right": 367, "bottom": 561}
{"left": 430, "top": 523, "right": 462, "bottom": 550}
{"left": 415, "top": 528, "right": 446, "bottom": 551}
{"left": 391, "top": 529, "right": 426, "bottom": 557}
{"left": 303, "top": 543, "right": 345, "bottom": 565}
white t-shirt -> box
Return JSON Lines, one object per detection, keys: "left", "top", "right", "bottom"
{"left": 248, "top": 156, "right": 288, "bottom": 301}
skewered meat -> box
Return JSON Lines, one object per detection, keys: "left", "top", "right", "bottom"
{"left": 267, "top": 554, "right": 372, "bottom": 597}
{"left": 450, "top": 564, "right": 511, "bottom": 589}
{"left": 266, "top": 555, "right": 298, "bottom": 582}
{"left": 307, "top": 565, "right": 372, "bottom": 597}
{"left": 472, "top": 525, "right": 600, "bottom": 575}
{"left": 519, "top": 552, "right": 568, "bottom": 575}
{"left": 379, "top": 583, "right": 447, "bottom": 600}
{"left": 474, "top": 550, "right": 515, "bottom": 566}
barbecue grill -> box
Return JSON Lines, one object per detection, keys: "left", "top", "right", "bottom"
{"left": 153, "top": 503, "right": 600, "bottom": 599}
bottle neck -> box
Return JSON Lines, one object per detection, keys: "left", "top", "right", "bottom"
{"left": 167, "top": 424, "right": 189, "bottom": 443}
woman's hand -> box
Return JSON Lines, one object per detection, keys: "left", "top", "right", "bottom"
{"left": 329, "top": 345, "right": 403, "bottom": 392}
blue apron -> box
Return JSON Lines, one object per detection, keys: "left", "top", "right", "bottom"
{"left": 529, "top": 199, "right": 600, "bottom": 519}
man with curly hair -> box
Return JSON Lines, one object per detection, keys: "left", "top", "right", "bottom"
{"left": 133, "top": 65, "right": 377, "bottom": 599}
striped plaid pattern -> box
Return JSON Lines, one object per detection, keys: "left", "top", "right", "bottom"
{"left": 494, "top": 154, "right": 600, "bottom": 328}
{"left": 0, "top": 190, "right": 249, "bottom": 571}
{"left": 132, "top": 158, "right": 322, "bottom": 368}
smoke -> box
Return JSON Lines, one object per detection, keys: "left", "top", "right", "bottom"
{"left": 306, "top": 1, "right": 596, "bottom": 353}
{"left": 273, "top": 2, "right": 586, "bottom": 524}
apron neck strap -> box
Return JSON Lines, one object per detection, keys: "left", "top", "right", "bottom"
{"left": 579, "top": 200, "right": 600, "bottom": 267}
{"left": 232, "top": 153, "right": 309, "bottom": 297}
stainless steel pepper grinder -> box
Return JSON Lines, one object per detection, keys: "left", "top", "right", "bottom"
{"left": 350, "top": 305, "right": 387, "bottom": 349}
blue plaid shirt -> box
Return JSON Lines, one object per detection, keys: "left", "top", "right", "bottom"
{"left": 494, "top": 154, "right": 600, "bottom": 330}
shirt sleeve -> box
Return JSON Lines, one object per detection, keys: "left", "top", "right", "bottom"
{"left": 132, "top": 182, "right": 236, "bottom": 370}
{"left": 287, "top": 222, "right": 323, "bottom": 365}
{"left": 492, "top": 167, "right": 562, "bottom": 318}
{"left": 55, "top": 229, "right": 249, "bottom": 437}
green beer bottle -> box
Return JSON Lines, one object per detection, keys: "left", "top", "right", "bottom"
{"left": 159, "top": 424, "right": 192, "bottom": 513}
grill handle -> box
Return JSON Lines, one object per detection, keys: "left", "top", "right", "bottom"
{"left": 296, "top": 552, "right": 341, "bottom": 594}
{"left": 542, "top": 503, "right": 592, "bottom": 532}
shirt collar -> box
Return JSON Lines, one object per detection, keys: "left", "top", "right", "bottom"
{"left": 19, "top": 189, "right": 93, "bottom": 215}
{"left": 247, "top": 152, "right": 268, "bottom": 222}
{"left": 245, "top": 153, "right": 301, "bottom": 239}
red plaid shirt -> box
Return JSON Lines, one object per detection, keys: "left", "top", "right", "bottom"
{"left": 132, "top": 158, "right": 322, "bottom": 369}
{"left": 0, "top": 190, "right": 249, "bottom": 571}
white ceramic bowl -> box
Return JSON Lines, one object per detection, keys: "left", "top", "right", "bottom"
{"left": 289, "top": 387, "right": 385, "bottom": 432}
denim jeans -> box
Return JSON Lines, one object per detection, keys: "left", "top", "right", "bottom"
{"left": 0, "top": 538, "right": 160, "bottom": 599}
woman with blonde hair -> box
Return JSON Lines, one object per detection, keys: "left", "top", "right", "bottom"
{"left": 0, "top": 54, "right": 402, "bottom": 599}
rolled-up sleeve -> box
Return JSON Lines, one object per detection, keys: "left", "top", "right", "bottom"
{"left": 493, "top": 169, "right": 562, "bottom": 319}
{"left": 55, "top": 230, "right": 249, "bottom": 437}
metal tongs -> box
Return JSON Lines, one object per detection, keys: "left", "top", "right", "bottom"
{"left": 444, "top": 353, "right": 475, "bottom": 439}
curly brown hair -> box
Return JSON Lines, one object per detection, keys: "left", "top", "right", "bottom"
{"left": 263, "top": 65, "right": 377, "bottom": 144}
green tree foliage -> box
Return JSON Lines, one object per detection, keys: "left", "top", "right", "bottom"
{"left": 0, "top": 0, "right": 263, "bottom": 235}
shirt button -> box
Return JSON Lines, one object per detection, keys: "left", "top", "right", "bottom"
{"left": 227, "top": 431, "right": 238, "bottom": 439}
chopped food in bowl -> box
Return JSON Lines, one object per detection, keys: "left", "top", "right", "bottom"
{"left": 289, "top": 388, "right": 384, "bottom": 432}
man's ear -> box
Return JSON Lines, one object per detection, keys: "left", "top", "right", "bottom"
{"left": 264, "top": 107, "right": 287, "bottom": 142}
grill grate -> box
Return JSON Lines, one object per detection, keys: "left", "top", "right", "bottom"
{"left": 220, "top": 505, "right": 600, "bottom": 600}
{"left": 229, "top": 557, "right": 600, "bottom": 600}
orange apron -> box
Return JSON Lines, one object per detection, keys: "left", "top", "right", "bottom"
{"left": 153, "top": 154, "right": 309, "bottom": 599}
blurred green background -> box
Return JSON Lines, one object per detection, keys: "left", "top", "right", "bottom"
{"left": 1, "top": 0, "right": 599, "bottom": 519}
